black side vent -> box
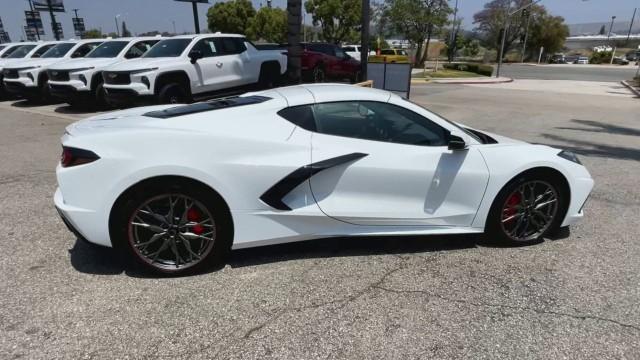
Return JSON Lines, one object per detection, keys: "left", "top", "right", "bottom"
{"left": 144, "top": 95, "right": 272, "bottom": 119}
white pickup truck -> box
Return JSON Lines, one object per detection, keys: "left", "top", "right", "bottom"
{"left": 101, "top": 33, "right": 287, "bottom": 105}
{"left": 47, "top": 37, "right": 163, "bottom": 107}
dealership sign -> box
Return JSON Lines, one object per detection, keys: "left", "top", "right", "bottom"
{"left": 33, "top": 0, "right": 65, "bottom": 12}
{"left": 25, "top": 11, "right": 46, "bottom": 36}
{"left": 0, "top": 17, "right": 10, "bottom": 43}
{"left": 72, "top": 17, "right": 85, "bottom": 37}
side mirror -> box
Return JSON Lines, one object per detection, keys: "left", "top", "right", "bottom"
{"left": 189, "top": 50, "right": 203, "bottom": 64}
{"left": 448, "top": 134, "right": 468, "bottom": 151}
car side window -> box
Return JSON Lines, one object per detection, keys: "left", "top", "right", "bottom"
{"left": 32, "top": 44, "right": 54, "bottom": 58}
{"left": 217, "top": 37, "right": 246, "bottom": 55}
{"left": 312, "top": 101, "right": 449, "bottom": 146}
{"left": 72, "top": 43, "right": 100, "bottom": 58}
{"left": 334, "top": 47, "right": 348, "bottom": 59}
{"left": 277, "top": 105, "right": 317, "bottom": 132}
{"left": 125, "top": 40, "right": 158, "bottom": 59}
{"left": 192, "top": 38, "right": 218, "bottom": 58}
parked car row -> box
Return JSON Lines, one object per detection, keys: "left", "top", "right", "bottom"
{"left": 549, "top": 54, "right": 589, "bottom": 65}
{"left": 0, "top": 33, "right": 287, "bottom": 108}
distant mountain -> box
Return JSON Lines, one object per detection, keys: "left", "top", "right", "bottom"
{"left": 569, "top": 21, "right": 640, "bottom": 36}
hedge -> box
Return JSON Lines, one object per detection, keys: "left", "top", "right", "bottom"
{"left": 442, "top": 63, "right": 494, "bottom": 77}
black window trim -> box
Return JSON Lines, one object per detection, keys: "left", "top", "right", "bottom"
{"left": 279, "top": 100, "right": 452, "bottom": 147}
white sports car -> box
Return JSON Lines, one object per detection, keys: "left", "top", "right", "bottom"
{"left": 55, "top": 84, "right": 594, "bottom": 275}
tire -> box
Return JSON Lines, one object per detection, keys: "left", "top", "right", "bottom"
{"left": 111, "top": 179, "right": 233, "bottom": 276}
{"left": 351, "top": 70, "right": 362, "bottom": 84}
{"left": 38, "top": 78, "right": 52, "bottom": 104}
{"left": 485, "top": 172, "right": 568, "bottom": 245}
{"left": 158, "top": 83, "right": 188, "bottom": 105}
{"left": 258, "top": 63, "right": 279, "bottom": 89}
{"left": 312, "top": 66, "right": 325, "bottom": 83}
{"left": 94, "top": 82, "right": 110, "bottom": 110}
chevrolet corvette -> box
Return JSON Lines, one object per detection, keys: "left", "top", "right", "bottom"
{"left": 54, "top": 84, "right": 594, "bottom": 275}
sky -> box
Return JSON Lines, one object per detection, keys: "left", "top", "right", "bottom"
{"left": 0, "top": 0, "right": 639, "bottom": 41}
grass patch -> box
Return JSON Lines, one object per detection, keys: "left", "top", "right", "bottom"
{"left": 412, "top": 69, "right": 483, "bottom": 79}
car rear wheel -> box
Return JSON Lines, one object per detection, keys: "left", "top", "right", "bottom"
{"left": 112, "top": 180, "right": 232, "bottom": 275}
{"left": 486, "top": 174, "right": 566, "bottom": 245}
{"left": 312, "top": 66, "right": 325, "bottom": 83}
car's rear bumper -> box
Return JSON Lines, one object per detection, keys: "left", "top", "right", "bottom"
{"left": 54, "top": 187, "right": 112, "bottom": 247}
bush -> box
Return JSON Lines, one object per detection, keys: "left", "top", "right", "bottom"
{"left": 443, "top": 63, "right": 494, "bottom": 76}
{"left": 589, "top": 51, "right": 613, "bottom": 64}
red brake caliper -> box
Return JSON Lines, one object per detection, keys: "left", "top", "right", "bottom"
{"left": 504, "top": 193, "right": 521, "bottom": 222}
{"left": 187, "top": 208, "right": 204, "bottom": 235}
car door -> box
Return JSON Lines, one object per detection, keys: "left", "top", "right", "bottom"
{"left": 217, "top": 37, "right": 251, "bottom": 87}
{"left": 190, "top": 37, "right": 232, "bottom": 92}
{"left": 307, "top": 100, "right": 489, "bottom": 227}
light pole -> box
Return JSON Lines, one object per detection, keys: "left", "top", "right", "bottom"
{"left": 607, "top": 15, "right": 616, "bottom": 44}
{"left": 626, "top": 8, "right": 636, "bottom": 45}
{"left": 448, "top": 0, "right": 459, "bottom": 62}
{"left": 496, "top": 0, "right": 542, "bottom": 77}
{"left": 521, "top": 9, "right": 532, "bottom": 63}
{"left": 360, "top": 0, "right": 370, "bottom": 81}
{"left": 114, "top": 14, "right": 121, "bottom": 37}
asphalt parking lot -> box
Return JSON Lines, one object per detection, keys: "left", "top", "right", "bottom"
{"left": 1, "top": 80, "right": 639, "bottom": 359}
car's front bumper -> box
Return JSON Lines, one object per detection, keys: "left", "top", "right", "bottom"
{"left": 561, "top": 176, "right": 594, "bottom": 227}
{"left": 49, "top": 82, "right": 91, "bottom": 103}
{"left": 4, "top": 78, "right": 39, "bottom": 97}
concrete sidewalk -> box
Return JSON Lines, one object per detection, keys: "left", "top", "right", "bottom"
{"left": 465, "top": 79, "right": 636, "bottom": 98}
{"left": 411, "top": 76, "right": 513, "bottom": 85}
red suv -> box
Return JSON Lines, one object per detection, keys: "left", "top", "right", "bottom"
{"left": 301, "top": 43, "right": 362, "bottom": 83}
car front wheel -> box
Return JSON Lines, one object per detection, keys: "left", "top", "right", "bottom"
{"left": 486, "top": 174, "right": 567, "bottom": 245}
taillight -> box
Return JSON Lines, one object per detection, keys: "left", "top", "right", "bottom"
{"left": 60, "top": 146, "right": 100, "bottom": 168}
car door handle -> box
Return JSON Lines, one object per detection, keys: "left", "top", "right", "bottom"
{"left": 216, "top": 62, "right": 223, "bottom": 68}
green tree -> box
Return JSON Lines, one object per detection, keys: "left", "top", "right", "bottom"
{"left": 304, "top": 0, "right": 361, "bottom": 44}
{"left": 526, "top": 14, "right": 569, "bottom": 58}
{"left": 121, "top": 21, "right": 132, "bottom": 37}
{"left": 386, "top": 0, "right": 451, "bottom": 66}
{"left": 473, "top": 0, "right": 541, "bottom": 61}
{"left": 207, "top": 0, "right": 256, "bottom": 34}
{"left": 247, "top": 6, "right": 287, "bottom": 43}
{"left": 83, "top": 29, "right": 103, "bottom": 39}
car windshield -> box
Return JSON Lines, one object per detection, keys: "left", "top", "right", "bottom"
{"left": 41, "top": 43, "right": 75, "bottom": 58}
{"left": 6, "top": 45, "right": 36, "bottom": 58}
{"left": 143, "top": 39, "right": 191, "bottom": 58}
{"left": 86, "top": 41, "right": 129, "bottom": 58}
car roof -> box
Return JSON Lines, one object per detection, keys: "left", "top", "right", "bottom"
{"left": 170, "top": 33, "right": 245, "bottom": 40}
{"left": 266, "top": 83, "right": 393, "bottom": 107}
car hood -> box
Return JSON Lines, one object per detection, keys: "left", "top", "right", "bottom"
{"left": 4, "top": 58, "right": 65, "bottom": 70}
{"left": 106, "top": 57, "right": 180, "bottom": 71}
{"left": 0, "top": 58, "right": 25, "bottom": 70}
{"left": 66, "top": 104, "right": 180, "bottom": 136}
{"left": 50, "top": 57, "right": 120, "bottom": 71}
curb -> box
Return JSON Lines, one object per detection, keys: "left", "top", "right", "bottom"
{"left": 620, "top": 80, "right": 640, "bottom": 97}
{"left": 430, "top": 77, "right": 514, "bottom": 85}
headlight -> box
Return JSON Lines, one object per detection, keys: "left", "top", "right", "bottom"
{"left": 69, "top": 67, "right": 94, "bottom": 73}
{"left": 558, "top": 150, "right": 582, "bottom": 165}
{"left": 130, "top": 68, "right": 158, "bottom": 75}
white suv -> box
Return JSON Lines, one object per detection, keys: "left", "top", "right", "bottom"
{"left": 48, "top": 37, "right": 163, "bottom": 107}
{"left": 1, "top": 42, "right": 55, "bottom": 98}
{"left": 102, "top": 33, "right": 287, "bottom": 105}
{"left": 3, "top": 39, "right": 103, "bottom": 102}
